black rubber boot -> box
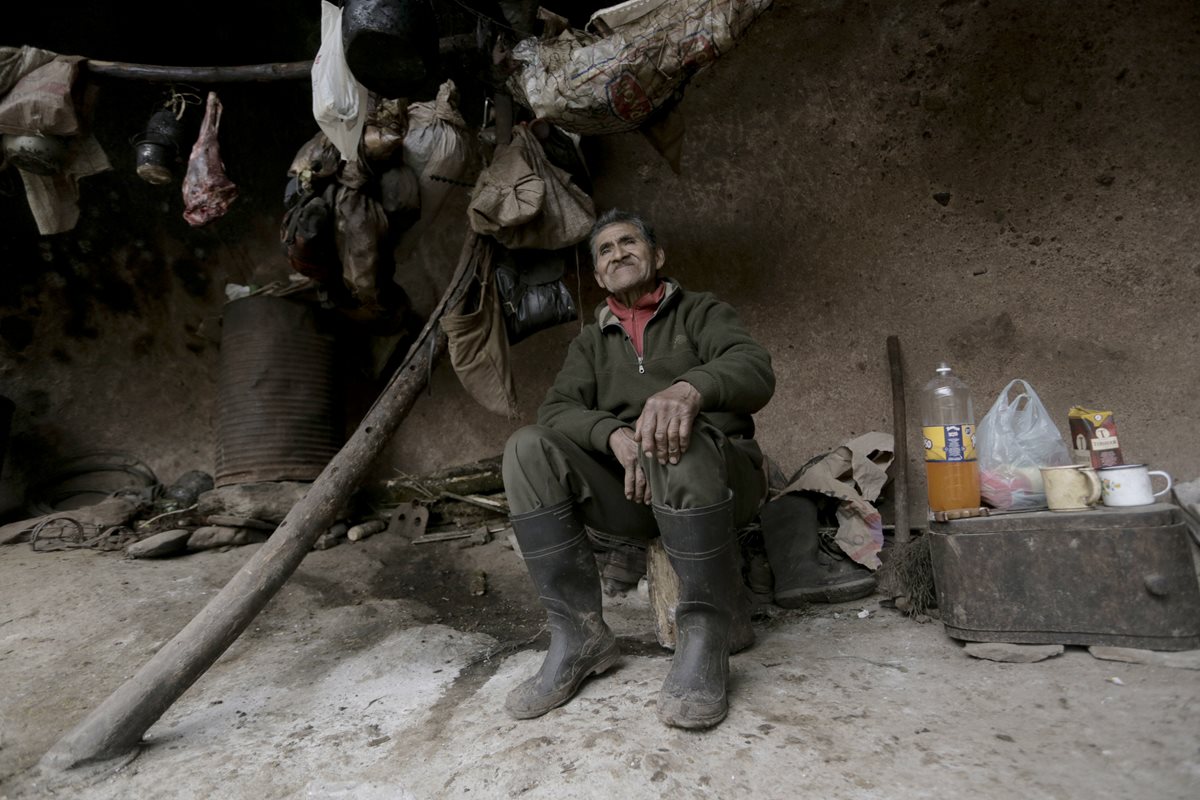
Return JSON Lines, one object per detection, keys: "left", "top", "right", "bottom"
{"left": 652, "top": 497, "right": 739, "bottom": 729}
{"left": 759, "top": 492, "right": 877, "bottom": 607}
{"left": 506, "top": 500, "right": 619, "bottom": 719}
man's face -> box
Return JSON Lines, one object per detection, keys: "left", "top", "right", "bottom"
{"left": 592, "top": 222, "right": 665, "bottom": 296}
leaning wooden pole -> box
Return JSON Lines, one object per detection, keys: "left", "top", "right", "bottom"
{"left": 40, "top": 233, "right": 484, "bottom": 771}
{"left": 887, "top": 336, "right": 911, "bottom": 544}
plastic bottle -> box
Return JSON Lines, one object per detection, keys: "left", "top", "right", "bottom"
{"left": 921, "top": 362, "right": 981, "bottom": 512}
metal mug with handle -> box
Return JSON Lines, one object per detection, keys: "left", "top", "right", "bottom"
{"left": 1041, "top": 464, "right": 1102, "bottom": 512}
{"left": 1098, "top": 464, "right": 1173, "bottom": 507}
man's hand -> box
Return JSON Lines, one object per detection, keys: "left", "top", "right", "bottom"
{"left": 609, "top": 427, "right": 651, "bottom": 504}
{"left": 635, "top": 381, "right": 701, "bottom": 466}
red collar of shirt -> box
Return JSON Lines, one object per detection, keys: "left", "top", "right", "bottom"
{"left": 606, "top": 282, "right": 666, "bottom": 357}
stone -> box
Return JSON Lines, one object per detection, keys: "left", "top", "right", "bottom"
{"left": 933, "top": 192, "right": 951, "bottom": 206}
{"left": 1088, "top": 646, "right": 1200, "bottom": 670}
{"left": 126, "top": 529, "right": 192, "bottom": 558}
{"left": 964, "top": 643, "right": 1065, "bottom": 663}
{"left": 197, "top": 482, "right": 313, "bottom": 524}
{"left": 188, "top": 526, "right": 268, "bottom": 550}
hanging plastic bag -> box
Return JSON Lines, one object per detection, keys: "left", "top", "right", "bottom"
{"left": 976, "top": 379, "right": 1073, "bottom": 510}
{"left": 312, "top": 0, "right": 367, "bottom": 164}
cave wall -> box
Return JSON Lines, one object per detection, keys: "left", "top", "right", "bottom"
{"left": 2, "top": 0, "right": 1197, "bottom": 520}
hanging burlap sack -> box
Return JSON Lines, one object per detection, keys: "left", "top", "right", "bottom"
{"left": 442, "top": 234, "right": 519, "bottom": 418}
{"left": 468, "top": 125, "right": 594, "bottom": 250}
{"left": 334, "top": 159, "right": 391, "bottom": 309}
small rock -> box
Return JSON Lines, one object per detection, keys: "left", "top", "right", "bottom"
{"left": 163, "top": 471, "right": 214, "bottom": 507}
{"left": 197, "top": 482, "right": 313, "bottom": 524}
{"left": 470, "top": 570, "right": 488, "bottom": 597}
{"left": 972, "top": 266, "right": 989, "bottom": 276}
{"left": 1096, "top": 174, "right": 1116, "bottom": 187}
{"left": 207, "top": 514, "right": 276, "bottom": 531}
{"left": 933, "top": 192, "right": 952, "bottom": 206}
{"left": 1088, "top": 646, "right": 1200, "bottom": 670}
{"left": 188, "top": 526, "right": 267, "bottom": 550}
{"left": 314, "top": 523, "right": 348, "bottom": 551}
{"left": 963, "top": 642, "right": 1064, "bottom": 663}
{"left": 126, "top": 529, "right": 192, "bottom": 558}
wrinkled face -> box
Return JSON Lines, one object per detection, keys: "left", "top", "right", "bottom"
{"left": 592, "top": 222, "right": 665, "bottom": 296}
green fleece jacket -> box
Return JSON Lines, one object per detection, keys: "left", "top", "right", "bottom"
{"left": 538, "top": 278, "right": 775, "bottom": 453}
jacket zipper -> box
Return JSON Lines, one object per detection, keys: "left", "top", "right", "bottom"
{"left": 603, "top": 283, "right": 676, "bottom": 375}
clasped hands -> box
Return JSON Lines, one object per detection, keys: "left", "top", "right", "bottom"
{"left": 607, "top": 381, "right": 701, "bottom": 505}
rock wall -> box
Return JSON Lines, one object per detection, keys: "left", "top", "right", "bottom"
{"left": 2, "top": 0, "right": 1197, "bottom": 520}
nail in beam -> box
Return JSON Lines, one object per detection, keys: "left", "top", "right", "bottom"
{"left": 40, "top": 234, "right": 485, "bottom": 771}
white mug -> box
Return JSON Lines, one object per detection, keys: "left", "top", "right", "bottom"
{"left": 1097, "top": 464, "right": 1173, "bottom": 507}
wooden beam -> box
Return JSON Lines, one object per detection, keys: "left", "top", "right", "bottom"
{"left": 39, "top": 233, "right": 487, "bottom": 771}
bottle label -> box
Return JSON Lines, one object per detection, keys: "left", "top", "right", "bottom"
{"left": 923, "top": 424, "right": 976, "bottom": 462}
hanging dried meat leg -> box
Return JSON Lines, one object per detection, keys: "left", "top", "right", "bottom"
{"left": 182, "top": 91, "right": 239, "bottom": 226}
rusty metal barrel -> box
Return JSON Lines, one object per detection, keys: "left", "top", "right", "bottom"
{"left": 214, "top": 295, "right": 342, "bottom": 487}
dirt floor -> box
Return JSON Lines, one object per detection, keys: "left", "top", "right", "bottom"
{"left": 1, "top": 524, "right": 1198, "bottom": 800}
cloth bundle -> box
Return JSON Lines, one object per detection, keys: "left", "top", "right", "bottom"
{"left": 504, "top": 0, "right": 774, "bottom": 135}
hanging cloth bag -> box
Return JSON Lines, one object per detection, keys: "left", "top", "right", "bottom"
{"left": 468, "top": 124, "right": 594, "bottom": 251}
{"left": 443, "top": 234, "right": 520, "bottom": 418}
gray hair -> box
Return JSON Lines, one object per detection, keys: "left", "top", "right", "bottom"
{"left": 587, "top": 209, "right": 659, "bottom": 260}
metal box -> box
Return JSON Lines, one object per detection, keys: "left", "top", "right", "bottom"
{"left": 929, "top": 503, "right": 1200, "bottom": 650}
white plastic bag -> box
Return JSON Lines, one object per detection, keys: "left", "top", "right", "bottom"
{"left": 976, "top": 379, "right": 1072, "bottom": 509}
{"left": 311, "top": 0, "right": 367, "bottom": 164}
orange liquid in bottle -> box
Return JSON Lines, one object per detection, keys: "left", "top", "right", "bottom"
{"left": 925, "top": 460, "right": 981, "bottom": 512}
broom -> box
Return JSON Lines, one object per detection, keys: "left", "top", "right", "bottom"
{"left": 877, "top": 336, "right": 937, "bottom": 617}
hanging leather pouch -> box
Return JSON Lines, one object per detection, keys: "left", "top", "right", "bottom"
{"left": 494, "top": 248, "right": 578, "bottom": 345}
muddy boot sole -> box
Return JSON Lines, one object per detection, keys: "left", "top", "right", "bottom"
{"left": 657, "top": 692, "right": 728, "bottom": 729}
{"left": 505, "top": 637, "right": 620, "bottom": 719}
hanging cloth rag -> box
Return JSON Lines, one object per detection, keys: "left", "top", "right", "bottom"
{"left": 0, "top": 46, "right": 111, "bottom": 235}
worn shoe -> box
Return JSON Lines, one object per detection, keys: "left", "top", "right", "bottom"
{"left": 653, "top": 497, "right": 739, "bottom": 729}
{"left": 760, "top": 491, "right": 877, "bottom": 607}
{"left": 506, "top": 500, "right": 620, "bottom": 719}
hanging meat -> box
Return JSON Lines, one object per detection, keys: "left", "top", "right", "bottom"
{"left": 182, "top": 91, "right": 239, "bottom": 226}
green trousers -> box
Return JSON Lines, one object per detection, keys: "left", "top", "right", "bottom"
{"left": 502, "top": 418, "right": 766, "bottom": 546}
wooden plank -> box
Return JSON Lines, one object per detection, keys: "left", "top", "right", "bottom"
{"left": 647, "top": 538, "right": 679, "bottom": 650}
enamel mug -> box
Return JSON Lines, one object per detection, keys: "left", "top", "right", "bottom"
{"left": 1040, "top": 464, "right": 1102, "bottom": 512}
{"left": 1098, "top": 464, "right": 1173, "bottom": 507}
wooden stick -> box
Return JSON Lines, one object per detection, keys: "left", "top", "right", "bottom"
{"left": 887, "top": 336, "right": 912, "bottom": 545}
{"left": 84, "top": 60, "right": 312, "bottom": 83}
{"left": 40, "top": 233, "right": 487, "bottom": 771}
{"left": 82, "top": 37, "right": 478, "bottom": 84}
